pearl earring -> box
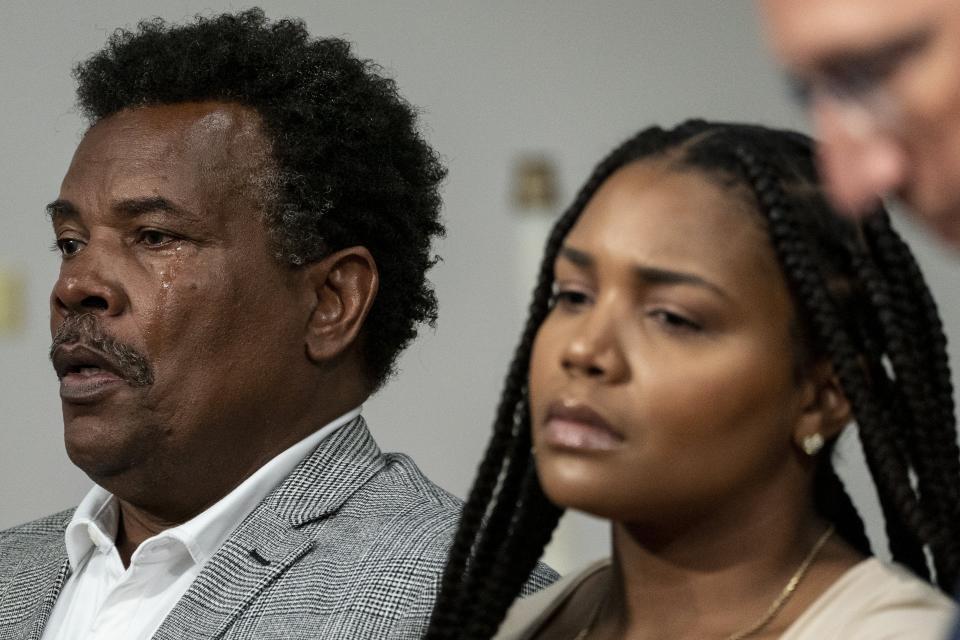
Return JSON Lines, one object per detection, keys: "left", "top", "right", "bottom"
{"left": 801, "top": 433, "right": 825, "bottom": 456}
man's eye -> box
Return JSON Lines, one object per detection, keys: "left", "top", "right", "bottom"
{"left": 831, "top": 29, "right": 930, "bottom": 100}
{"left": 791, "top": 66, "right": 885, "bottom": 106}
{"left": 54, "top": 238, "right": 84, "bottom": 257}
{"left": 828, "top": 65, "right": 889, "bottom": 100}
{"left": 139, "top": 230, "right": 177, "bottom": 246}
{"left": 789, "top": 51, "right": 906, "bottom": 107}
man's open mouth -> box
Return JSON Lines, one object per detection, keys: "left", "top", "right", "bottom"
{"left": 52, "top": 343, "right": 126, "bottom": 382}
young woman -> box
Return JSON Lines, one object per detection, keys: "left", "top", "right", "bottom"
{"left": 426, "top": 121, "right": 960, "bottom": 639}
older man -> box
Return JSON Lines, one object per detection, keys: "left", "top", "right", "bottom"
{"left": 0, "top": 10, "right": 553, "bottom": 640}
{"left": 759, "top": 0, "right": 960, "bottom": 248}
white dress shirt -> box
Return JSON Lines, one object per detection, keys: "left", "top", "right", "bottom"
{"left": 41, "top": 407, "right": 362, "bottom": 640}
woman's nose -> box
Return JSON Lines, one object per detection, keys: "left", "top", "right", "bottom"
{"left": 559, "top": 307, "right": 628, "bottom": 382}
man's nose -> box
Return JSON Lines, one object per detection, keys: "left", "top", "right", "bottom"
{"left": 51, "top": 249, "right": 128, "bottom": 319}
{"left": 812, "top": 98, "right": 908, "bottom": 217}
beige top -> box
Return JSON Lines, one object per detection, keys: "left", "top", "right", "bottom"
{"left": 495, "top": 558, "right": 958, "bottom": 639}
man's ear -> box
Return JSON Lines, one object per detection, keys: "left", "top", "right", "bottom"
{"left": 303, "top": 246, "right": 378, "bottom": 364}
{"left": 793, "top": 361, "right": 852, "bottom": 454}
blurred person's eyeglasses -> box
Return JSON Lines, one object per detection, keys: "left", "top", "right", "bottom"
{"left": 786, "top": 27, "right": 932, "bottom": 138}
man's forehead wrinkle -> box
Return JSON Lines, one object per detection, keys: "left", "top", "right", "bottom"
{"left": 65, "top": 102, "right": 275, "bottom": 229}
{"left": 74, "top": 126, "right": 180, "bottom": 179}
{"left": 92, "top": 102, "right": 259, "bottom": 161}
{"left": 62, "top": 133, "right": 196, "bottom": 221}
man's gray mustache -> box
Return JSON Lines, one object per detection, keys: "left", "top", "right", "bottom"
{"left": 50, "top": 313, "right": 154, "bottom": 386}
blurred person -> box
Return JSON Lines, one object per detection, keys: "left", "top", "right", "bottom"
{"left": 0, "top": 9, "right": 554, "bottom": 639}
{"left": 425, "top": 121, "right": 959, "bottom": 640}
{"left": 759, "top": 0, "right": 960, "bottom": 248}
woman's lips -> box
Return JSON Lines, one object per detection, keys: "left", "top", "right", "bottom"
{"left": 541, "top": 401, "right": 624, "bottom": 452}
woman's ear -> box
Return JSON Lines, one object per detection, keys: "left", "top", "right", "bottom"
{"left": 302, "top": 246, "right": 379, "bottom": 364}
{"left": 793, "top": 361, "right": 852, "bottom": 456}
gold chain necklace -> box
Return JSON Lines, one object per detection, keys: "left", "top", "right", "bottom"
{"left": 573, "top": 525, "right": 835, "bottom": 640}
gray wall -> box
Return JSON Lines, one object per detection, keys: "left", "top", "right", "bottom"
{"left": 2, "top": 1, "right": 958, "bottom": 570}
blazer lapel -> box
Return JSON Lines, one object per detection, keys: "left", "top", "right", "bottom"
{"left": 0, "top": 515, "right": 72, "bottom": 640}
{"left": 152, "top": 416, "right": 386, "bottom": 640}
{"left": 150, "top": 505, "right": 315, "bottom": 640}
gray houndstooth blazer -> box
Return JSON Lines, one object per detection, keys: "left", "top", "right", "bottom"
{"left": 0, "top": 416, "right": 556, "bottom": 639}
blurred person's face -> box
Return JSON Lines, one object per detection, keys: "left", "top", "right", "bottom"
{"left": 760, "top": 0, "right": 960, "bottom": 247}
{"left": 527, "top": 162, "right": 831, "bottom": 529}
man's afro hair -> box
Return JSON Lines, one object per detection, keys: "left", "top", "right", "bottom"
{"left": 73, "top": 8, "right": 447, "bottom": 391}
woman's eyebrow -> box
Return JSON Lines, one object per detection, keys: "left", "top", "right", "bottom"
{"left": 633, "top": 265, "right": 730, "bottom": 300}
{"left": 558, "top": 245, "right": 594, "bottom": 268}
{"left": 560, "top": 244, "right": 729, "bottom": 299}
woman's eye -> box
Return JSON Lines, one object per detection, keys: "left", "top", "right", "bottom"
{"left": 648, "top": 309, "right": 702, "bottom": 333}
{"left": 54, "top": 238, "right": 84, "bottom": 257}
{"left": 551, "top": 288, "right": 592, "bottom": 309}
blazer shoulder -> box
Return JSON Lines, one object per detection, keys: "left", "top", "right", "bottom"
{"left": 377, "top": 452, "right": 463, "bottom": 507}
{"left": 343, "top": 452, "right": 463, "bottom": 550}
{"left": 0, "top": 509, "right": 72, "bottom": 543}
{"left": 0, "top": 509, "right": 72, "bottom": 574}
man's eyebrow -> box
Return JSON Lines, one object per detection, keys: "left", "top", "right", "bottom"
{"left": 45, "top": 196, "right": 201, "bottom": 222}
{"left": 45, "top": 199, "right": 78, "bottom": 221}
{"left": 820, "top": 26, "right": 932, "bottom": 77}
{"left": 112, "top": 196, "right": 200, "bottom": 221}
{"left": 559, "top": 244, "right": 729, "bottom": 299}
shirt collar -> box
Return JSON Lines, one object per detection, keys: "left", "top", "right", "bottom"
{"left": 64, "top": 485, "right": 119, "bottom": 570}
{"left": 63, "top": 406, "right": 363, "bottom": 569}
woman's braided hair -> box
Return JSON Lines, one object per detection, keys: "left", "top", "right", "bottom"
{"left": 425, "top": 120, "right": 959, "bottom": 640}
